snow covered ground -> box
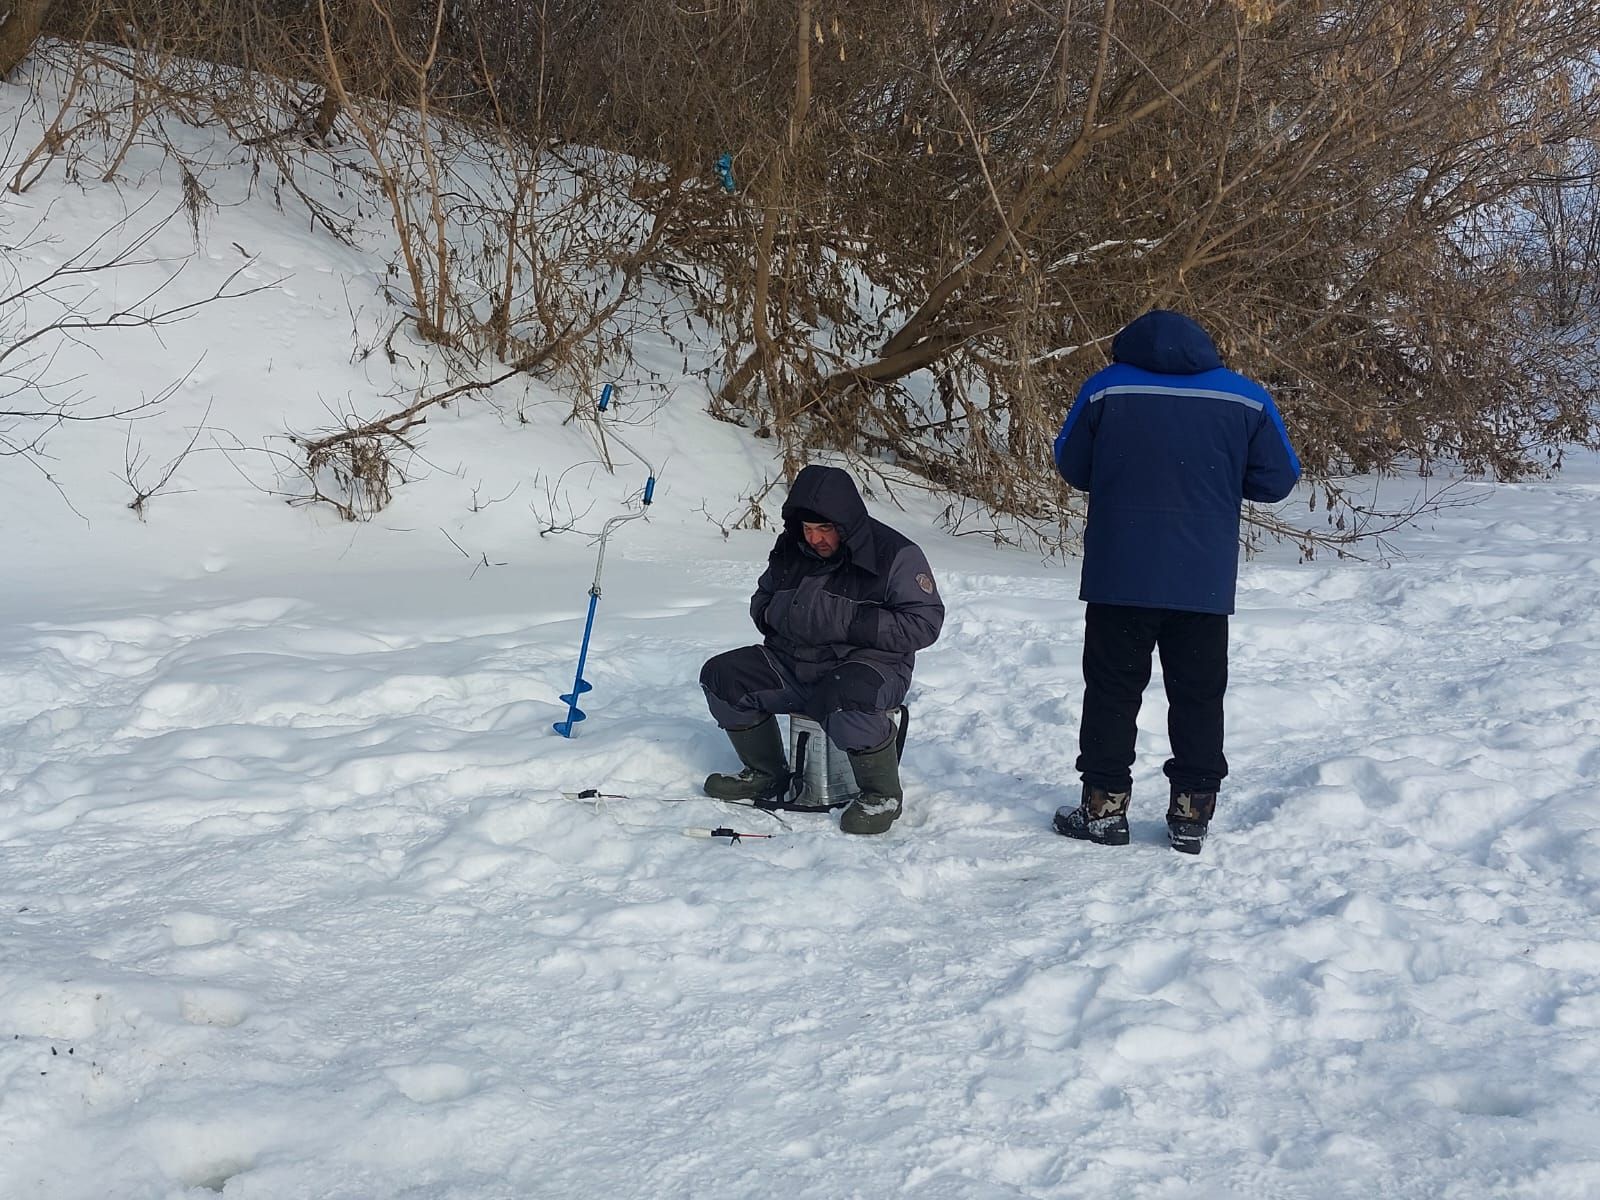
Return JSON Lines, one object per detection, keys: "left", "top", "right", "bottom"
{"left": 3, "top": 55, "right": 1600, "bottom": 1200}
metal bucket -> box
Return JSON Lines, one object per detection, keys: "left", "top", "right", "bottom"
{"left": 786, "top": 714, "right": 858, "bottom": 810}
{"left": 785, "top": 708, "right": 909, "bottom": 811}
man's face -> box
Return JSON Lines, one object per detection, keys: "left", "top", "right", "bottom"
{"left": 802, "top": 520, "right": 841, "bottom": 558}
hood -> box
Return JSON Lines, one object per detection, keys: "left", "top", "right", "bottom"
{"left": 781, "top": 464, "right": 876, "bottom": 570}
{"left": 1111, "top": 310, "right": 1223, "bottom": 375}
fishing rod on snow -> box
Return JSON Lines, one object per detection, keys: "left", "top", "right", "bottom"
{"left": 561, "top": 790, "right": 795, "bottom": 843}
{"left": 553, "top": 383, "right": 661, "bottom": 737}
{"left": 684, "top": 827, "right": 774, "bottom": 843}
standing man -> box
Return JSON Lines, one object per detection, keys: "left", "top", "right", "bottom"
{"left": 1052, "top": 310, "right": 1300, "bottom": 854}
{"left": 699, "top": 464, "right": 944, "bottom": 835}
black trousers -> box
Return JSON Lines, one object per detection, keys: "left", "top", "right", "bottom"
{"left": 1076, "top": 602, "right": 1229, "bottom": 795}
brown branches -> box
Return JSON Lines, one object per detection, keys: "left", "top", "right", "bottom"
{"left": 0, "top": 0, "right": 53, "bottom": 79}
{"left": 1, "top": 201, "right": 268, "bottom": 478}
{"left": 867, "top": 27, "right": 1235, "bottom": 376}
{"left": 18, "top": 0, "right": 1600, "bottom": 546}
{"left": 295, "top": 365, "right": 526, "bottom": 466}
{"left": 123, "top": 396, "right": 210, "bottom": 518}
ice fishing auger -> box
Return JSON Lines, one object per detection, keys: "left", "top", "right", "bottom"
{"left": 553, "top": 383, "right": 659, "bottom": 737}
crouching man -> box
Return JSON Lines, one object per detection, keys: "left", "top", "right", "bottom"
{"left": 699, "top": 464, "right": 944, "bottom": 834}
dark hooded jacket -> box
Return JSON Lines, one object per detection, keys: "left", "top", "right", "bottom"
{"left": 751, "top": 465, "right": 944, "bottom": 686}
{"left": 1053, "top": 310, "right": 1301, "bottom": 614}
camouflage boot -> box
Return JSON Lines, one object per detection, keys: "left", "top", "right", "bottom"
{"left": 703, "top": 717, "right": 791, "bottom": 802}
{"left": 1167, "top": 789, "right": 1217, "bottom": 855}
{"left": 839, "top": 736, "right": 903, "bottom": 835}
{"left": 1053, "top": 784, "right": 1131, "bottom": 845}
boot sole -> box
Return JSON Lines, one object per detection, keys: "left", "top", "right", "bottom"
{"left": 1052, "top": 813, "right": 1130, "bottom": 845}
{"left": 840, "top": 820, "right": 896, "bottom": 835}
{"left": 1167, "top": 821, "right": 1207, "bottom": 854}
{"left": 841, "top": 805, "right": 901, "bottom": 835}
{"left": 702, "top": 774, "right": 791, "bottom": 803}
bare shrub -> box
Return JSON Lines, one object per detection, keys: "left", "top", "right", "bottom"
{"left": 22, "top": 0, "right": 1600, "bottom": 541}
{"left": 539, "top": 0, "right": 1600, "bottom": 543}
{"left": 122, "top": 397, "right": 209, "bottom": 518}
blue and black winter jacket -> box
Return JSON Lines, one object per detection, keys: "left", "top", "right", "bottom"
{"left": 1053, "top": 310, "right": 1301, "bottom": 615}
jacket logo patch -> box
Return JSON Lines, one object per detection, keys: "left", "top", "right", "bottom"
{"left": 916, "top": 573, "right": 936, "bottom": 595}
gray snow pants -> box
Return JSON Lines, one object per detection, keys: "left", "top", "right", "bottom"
{"left": 700, "top": 645, "right": 906, "bottom": 754}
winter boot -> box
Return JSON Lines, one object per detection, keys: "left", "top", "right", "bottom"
{"left": 1166, "top": 790, "right": 1216, "bottom": 855}
{"left": 839, "top": 736, "right": 903, "bottom": 835}
{"left": 1053, "top": 784, "right": 1131, "bottom": 845}
{"left": 703, "top": 717, "right": 791, "bottom": 802}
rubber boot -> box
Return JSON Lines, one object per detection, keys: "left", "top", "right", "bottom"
{"left": 703, "top": 717, "right": 791, "bottom": 802}
{"left": 1053, "top": 784, "right": 1131, "bottom": 845}
{"left": 839, "top": 736, "right": 902, "bottom": 835}
{"left": 1167, "top": 789, "right": 1216, "bottom": 855}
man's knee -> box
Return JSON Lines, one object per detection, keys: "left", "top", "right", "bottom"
{"left": 813, "top": 661, "right": 893, "bottom": 715}
{"left": 698, "top": 650, "right": 732, "bottom": 694}
{"left": 701, "top": 646, "right": 780, "bottom": 704}
{"left": 824, "top": 708, "right": 901, "bottom": 755}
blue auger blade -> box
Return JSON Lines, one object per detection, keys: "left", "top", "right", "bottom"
{"left": 554, "top": 679, "right": 590, "bottom": 736}
{"left": 554, "top": 591, "right": 602, "bottom": 738}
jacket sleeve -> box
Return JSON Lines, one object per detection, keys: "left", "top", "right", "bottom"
{"left": 845, "top": 545, "right": 945, "bottom": 654}
{"left": 1053, "top": 380, "right": 1097, "bottom": 490}
{"left": 1243, "top": 396, "right": 1301, "bottom": 503}
{"left": 749, "top": 543, "right": 782, "bottom": 635}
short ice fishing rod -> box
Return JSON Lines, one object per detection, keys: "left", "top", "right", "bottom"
{"left": 684, "top": 827, "right": 775, "bottom": 843}
{"left": 561, "top": 791, "right": 795, "bottom": 843}
{"left": 553, "top": 384, "right": 660, "bottom": 737}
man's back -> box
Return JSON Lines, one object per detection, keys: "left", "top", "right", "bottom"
{"left": 1054, "top": 311, "right": 1300, "bottom": 615}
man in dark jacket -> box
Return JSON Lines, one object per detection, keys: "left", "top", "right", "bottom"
{"left": 1051, "top": 310, "right": 1300, "bottom": 854}
{"left": 699, "top": 464, "right": 945, "bottom": 834}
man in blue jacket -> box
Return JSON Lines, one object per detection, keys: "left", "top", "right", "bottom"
{"left": 1051, "top": 310, "right": 1300, "bottom": 854}
{"left": 699, "top": 464, "right": 945, "bottom": 835}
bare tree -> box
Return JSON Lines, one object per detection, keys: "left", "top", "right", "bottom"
{"left": 1517, "top": 136, "right": 1600, "bottom": 329}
